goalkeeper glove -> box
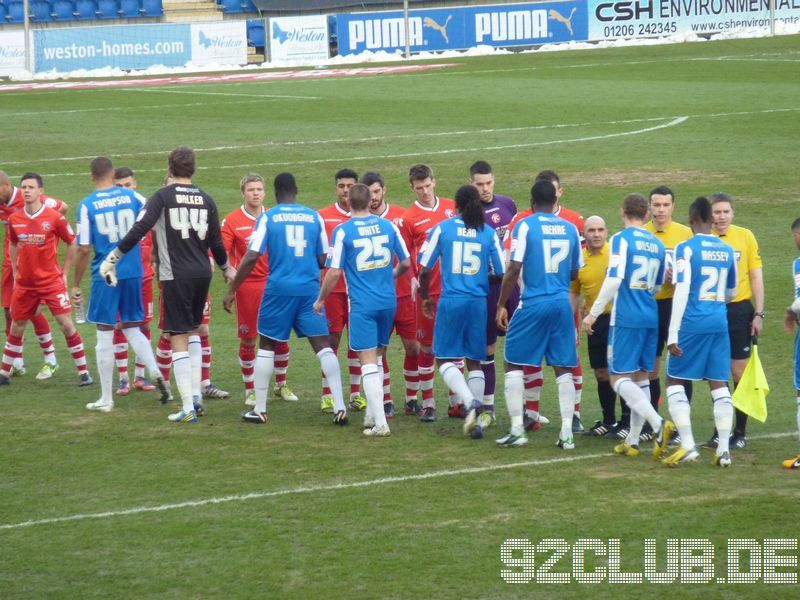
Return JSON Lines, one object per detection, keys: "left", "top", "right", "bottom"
{"left": 99, "top": 249, "right": 122, "bottom": 286}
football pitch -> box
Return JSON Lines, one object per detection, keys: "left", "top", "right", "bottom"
{"left": 1, "top": 34, "right": 800, "bottom": 597}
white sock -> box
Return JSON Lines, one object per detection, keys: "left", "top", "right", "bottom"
{"left": 122, "top": 327, "right": 159, "bottom": 379}
{"left": 254, "top": 350, "right": 274, "bottom": 414}
{"left": 504, "top": 369, "right": 524, "bottom": 434}
{"left": 627, "top": 410, "right": 645, "bottom": 446}
{"left": 616, "top": 378, "right": 662, "bottom": 433}
{"left": 187, "top": 335, "right": 202, "bottom": 401}
{"left": 362, "top": 363, "right": 386, "bottom": 428}
{"left": 796, "top": 396, "right": 800, "bottom": 441}
{"left": 556, "top": 372, "right": 576, "bottom": 440}
{"left": 438, "top": 362, "right": 472, "bottom": 405}
{"left": 172, "top": 352, "right": 193, "bottom": 413}
{"left": 318, "top": 348, "right": 345, "bottom": 413}
{"left": 712, "top": 387, "right": 733, "bottom": 454}
{"left": 667, "top": 384, "right": 694, "bottom": 450}
{"left": 467, "top": 370, "right": 485, "bottom": 406}
{"left": 95, "top": 329, "right": 114, "bottom": 403}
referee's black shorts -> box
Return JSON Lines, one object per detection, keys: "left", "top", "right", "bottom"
{"left": 727, "top": 299, "right": 754, "bottom": 360}
{"left": 655, "top": 298, "right": 672, "bottom": 356}
{"left": 161, "top": 277, "right": 211, "bottom": 335}
{"left": 587, "top": 313, "right": 611, "bottom": 370}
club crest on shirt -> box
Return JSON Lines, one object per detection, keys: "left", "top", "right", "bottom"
{"left": 491, "top": 213, "right": 501, "bottom": 224}
{"left": 445, "top": 209, "right": 455, "bottom": 218}
{"left": 41, "top": 221, "right": 52, "bottom": 231}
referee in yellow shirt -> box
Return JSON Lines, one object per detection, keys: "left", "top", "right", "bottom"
{"left": 644, "top": 186, "right": 693, "bottom": 425}
{"left": 569, "top": 216, "right": 629, "bottom": 438}
{"left": 706, "top": 192, "right": 765, "bottom": 449}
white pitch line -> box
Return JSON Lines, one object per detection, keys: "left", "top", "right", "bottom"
{"left": 7, "top": 106, "right": 796, "bottom": 170}
{"left": 0, "top": 98, "right": 264, "bottom": 118}
{"left": 126, "top": 88, "right": 322, "bottom": 100}
{"left": 0, "top": 452, "right": 611, "bottom": 531}
{"left": 35, "top": 117, "right": 690, "bottom": 178}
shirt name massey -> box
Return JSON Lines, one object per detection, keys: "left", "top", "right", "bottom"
{"left": 272, "top": 213, "right": 315, "bottom": 223}
{"left": 542, "top": 225, "right": 566, "bottom": 235}
{"left": 175, "top": 194, "right": 205, "bottom": 205}
{"left": 702, "top": 250, "right": 729, "bottom": 262}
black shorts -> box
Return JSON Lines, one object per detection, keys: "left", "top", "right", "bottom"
{"left": 485, "top": 281, "right": 520, "bottom": 347}
{"left": 655, "top": 298, "right": 673, "bottom": 356}
{"left": 161, "top": 277, "right": 211, "bottom": 334}
{"left": 587, "top": 313, "right": 611, "bottom": 370}
{"left": 727, "top": 299, "right": 754, "bottom": 360}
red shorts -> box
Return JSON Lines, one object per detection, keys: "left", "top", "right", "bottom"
{"left": 394, "top": 295, "right": 417, "bottom": 340}
{"left": 11, "top": 283, "right": 71, "bottom": 321}
{"left": 324, "top": 292, "right": 348, "bottom": 334}
{"left": 142, "top": 278, "right": 154, "bottom": 323}
{"left": 2, "top": 266, "right": 13, "bottom": 309}
{"left": 236, "top": 280, "right": 263, "bottom": 339}
{"left": 416, "top": 293, "right": 439, "bottom": 347}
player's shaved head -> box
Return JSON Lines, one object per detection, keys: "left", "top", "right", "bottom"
{"left": 0, "top": 170, "right": 9, "bottom": 185}
{"left": 348, "top": 183, "right": 371, "bottom": 212}
{"left": 0, "top": 171, "right": 11, "bottom": 203}
{"left": 622, "top": 193, "right": 648, "bottom": 220}
{"left": 274, "top": 172, "right": 298, "bottom": 201}
{"left": 91, "top": 156, "right": 114, "bottom": 181}
{"left": 168, "top": 146, "right": 196, "bottom": 179}
{"left": 584, "top": 215, "right": 606, "bottom": 230}
{"left": 531, "top": 180, "right": 557, "bottom": 211}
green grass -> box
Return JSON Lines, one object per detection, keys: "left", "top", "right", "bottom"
{"left": 1, "top": 35, "right": 800, "bottom": 597}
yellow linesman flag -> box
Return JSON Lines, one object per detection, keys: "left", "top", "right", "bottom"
{"left": 732, "top": 343, "right": 769, "bottom": 423}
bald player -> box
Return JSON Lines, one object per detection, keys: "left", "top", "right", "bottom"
{"left": 570, "top": 216, "right": 629, "bottom": 437}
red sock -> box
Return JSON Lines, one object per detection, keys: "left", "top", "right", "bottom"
{"left": 1, "top": 334, "right": 23, "bottom": 376}
{"left": 239, "top": 342, "right": 255, "bottom": 392}
{"left": 418, "top": 351, "right": 435, "bottom": 406}
{"left": 113, "top": 328, "right": 128, "bottom": 382}
{"left": 32, "top": 313, "right": 56, "bottom": 363}
{"left": 403, "top": 353, "right": 419, "bottom": 402}
{"left": 381, "top": 355, "right": 391, "bottom": 403}
{"left": 156, "top": 334, "right": 172, "bottom": 382}
{"left": 274, "top": 341, "right": 289, "bottom": 387}
{"left": 347, "top": 347, "right": 360, "bottom": 396}
{"left": 200, "top": 335, "right": 211, "bottom": 387}
{"left": 523, "top": 365, "right": 543, "bottom": 414}
{"left": 65, "top": 331, "right": 88, "bottom": 375}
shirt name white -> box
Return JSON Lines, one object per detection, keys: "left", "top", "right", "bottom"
{"left": 358, "top": 224, "right": 381, "bottom": 236}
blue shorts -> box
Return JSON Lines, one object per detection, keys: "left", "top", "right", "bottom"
{"left": 258, "top": 294, "right": 328, "bottom": 342}
{"left": 348, "top": 307, "right": 395, "bottom": 351}
{"left": 505, "top": 300, "right": 577, "bottom": 368}
{"left": 794, "top": 332, "right": 800, "bottom": 391}
{"left": 666, "top": 330, "right": 730, "bottom": 382}
{"left": 608, "top": 325, "right": 657, "bottom": 374}
{"left": 434, "top": 295, "right": 487, "bottom": 361}
{"left": 88, "top": 277, "right": 144, "bottom": 326}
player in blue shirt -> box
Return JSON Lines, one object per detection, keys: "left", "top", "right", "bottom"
{"left": 314, "top": 184, "right": 411, "bottom": 437}
{"left": 418, "top": 185, "right": 506, "bottom": 438}
{"left": 495, "top": 180, "right": 582, "bottom": 449}
{"left": 224, "top": 172, "right": 347, "bottom": 426}
{"left": 72, "top": 156, "right": 169, "bottom": 412}
{"left": 661, "top": 196, "right": 737, "bottom": 467}
{"left": 782, "top": 218, "right": 800, "bottom": 469}
{"left": 583, "top": 193, "right": 675, "bottom": 460}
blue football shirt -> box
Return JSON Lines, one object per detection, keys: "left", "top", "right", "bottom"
{"left": 76, "top": 186, "right": 143, "bottom": 281}
{"left": 418, "top": 216, "right": 506, "bottom": 298}
{"left": 673, "top": 234, "right": 737, "bottom": 333}
{"left": 248, "top": 203, "right": 328, "bottom": 297}
{"left": 327, "top": 215, "right": 409, "bottom": 312}
{"left": 510, "top": 213, "right": 582, "bottom": 304}
{"left": 606, "top": 226, "right": 666, "bottom": 328}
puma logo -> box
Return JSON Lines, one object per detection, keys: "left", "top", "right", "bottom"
{"left": 548, "top": 8, "right": 577, "bottom": 36}
{"left": 423, "top": 15, "right": 452, "bottom": 44}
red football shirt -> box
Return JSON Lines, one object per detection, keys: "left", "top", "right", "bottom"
{"left": 318, "top": 202, "right": 350, "bottom": 294}
{"left": 222, "top": 206, "right": 268, "bottom": 282}
{"left": 376, "top": 202, "right": 414, "bottom": 298}
{"left": 503, "top": 204, "right": 584, "bottom": 249}
{"left": 398, "top": 196, "right": 456, "bottom": 296}
{"left": 2, "top": 187, "right": 65, "bottom": 269}
{"left": 8, "top": 204, "right": 75, "bottom": 289}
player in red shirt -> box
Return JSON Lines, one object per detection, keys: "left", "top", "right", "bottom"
{"left": 362, "top": 171, "right": 420, "bottom": 419}
{"left": 109, "top": 167, "right": 160, "bottom": 395}
{"left": 222, "top": 173, "right": 295, "bottom": 405}
{"left": 398, "top": 164, "right": 456, "bottom": 422}
{"left": 503, "top": 170, "right": 585, "bottom": 433}
{"left": 0, "top": 170, "right": 66, "bottom": 379}
{"left": 0, "top": 172, "right": 91, "bottom": 386}
{"left": 317, "top": 168, "right": 366, "bottom": 413}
